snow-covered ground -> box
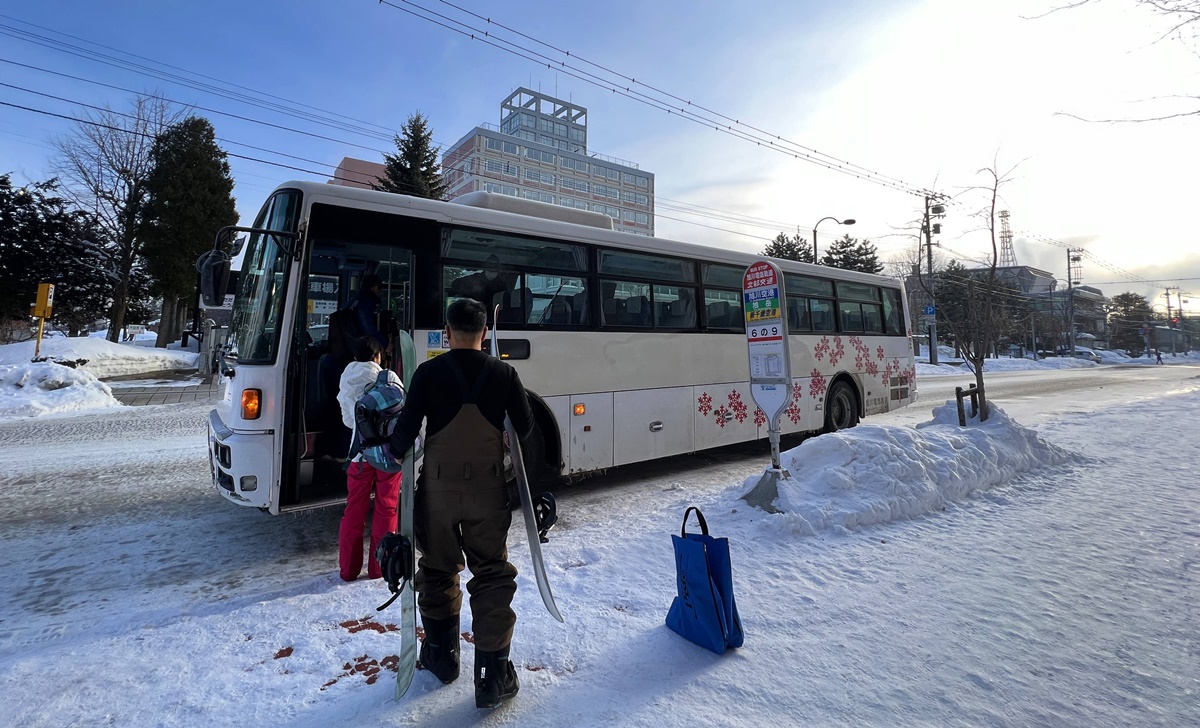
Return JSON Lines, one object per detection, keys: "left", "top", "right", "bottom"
{"left": 1, "top": 366, "right": 1198, "bottom": 726}
{"left": 917, "top": 348, "right": 1200, "bottom": 377}
{"left": 0, "top": 336, "right": 199, "bottom": 418}
{"left": 0, "top": 362, "right": 122, "bottom": 419}
{"left": 0, "top": 337, "right": 199, "bottom": 379}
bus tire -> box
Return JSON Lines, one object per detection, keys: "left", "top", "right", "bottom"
{"left": 823, "top": 380, "right": 860, "bottom": 433}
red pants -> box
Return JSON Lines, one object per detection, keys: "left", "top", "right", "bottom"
{"left": 339, "top": 461, "right": 403, "bottom": 581}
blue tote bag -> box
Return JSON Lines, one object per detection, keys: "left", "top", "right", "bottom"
{"left": 665, "top": 507, "right": 744, "bottom": 654}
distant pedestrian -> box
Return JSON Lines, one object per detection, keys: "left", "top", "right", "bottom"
{"left": 336, "top": 336, "right": 404, "bottom": 581}
{"left": 1156, "top": 350, "right": 1164, "bottom": 365}
{"left": 388, "top": 297, "right": 534, "bottom": 709}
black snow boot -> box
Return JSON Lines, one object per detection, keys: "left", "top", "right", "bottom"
{"left": 474, "top": 648, "right": 520, "bottom": 709}
{"left": 419, "top": 615, "right": 460, "bottom": 684}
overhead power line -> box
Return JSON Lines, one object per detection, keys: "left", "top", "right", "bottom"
{"left": 0, "top": 99, "right": 416, "bottom": 194}
{"left": 0, "top": 19, "right": 910, "bottom": 245}
{"left": 0, "top": 95, "right": 795, "bottom": 245}
{"left": 375, "top": 0, "right": 939, "bottom": 199}
{"left": 0, "top": 57, "right": 393, "bottom": 156}
{"left": 1, "top": 53, "right": 800, "bottom": 235}
{"left": 0, "top": 18, "right": 402, "bottom": 143}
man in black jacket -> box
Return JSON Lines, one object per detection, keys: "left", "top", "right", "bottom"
{"left": 389, "top": 297, "right": 534, "bottom": 709}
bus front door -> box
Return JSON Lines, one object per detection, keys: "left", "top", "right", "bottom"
{"left": 279, "top": 244, "right": 415, "bottom": 512}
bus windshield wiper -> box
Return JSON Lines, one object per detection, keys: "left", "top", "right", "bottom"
{"left": 536, "top": 281, "right": 567, "bottom": 324}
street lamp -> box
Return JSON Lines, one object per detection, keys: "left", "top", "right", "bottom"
{"left": 812, "top": 217, "right": 855, "bottom": 263}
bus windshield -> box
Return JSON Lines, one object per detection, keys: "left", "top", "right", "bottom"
{"left": 230, "top": 191, "right": 300, "bottom": 364}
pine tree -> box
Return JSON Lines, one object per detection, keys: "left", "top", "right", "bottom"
{"left": 376, "top": 112, "right": 448, "bottom": 199}
{"left": 1107, "top": 291, "right": 1153, "bottom": 355}
{"left": 820, "top": 234, "right": 883, "bottom": 274}
{"left": 851, "top": 238, "right": 884, "bottom": 275}
{"left": 0, "top": 174, "right": 113, "bottom": 340}
{"left": 820, "top": 234, "right": 856, "bottom": 270}
{"left": 763, "top": 232, "right": 814, "bottom": 263}
{"left": 141, "top": 116, "right": 238, "bottom": 346}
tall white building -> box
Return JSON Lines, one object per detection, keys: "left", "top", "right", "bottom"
{"left": 442, "top": 88, "right": 655, "bottom": 235}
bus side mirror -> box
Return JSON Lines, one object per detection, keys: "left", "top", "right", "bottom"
{"left": 197, "top": 250, "right": 232, "bottom": 308}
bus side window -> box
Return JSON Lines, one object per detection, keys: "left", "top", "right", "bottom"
{"left": 707, "top": 300, "right": 731, "bottom": 328}
{"left": 787, "top": 296, "right": 810, "bottom": 331}
{"left": 811, "top": 298, "right": 835, "bottom": 331}
{"left": 626, "top": 295, "right": 652, "bottom": 326}
{"left": 544, "top": 296, "right": 572, "bottom": 324}
{"left": 882, "top": 288, "right": 904, "bottom": 335}
{"left": 571, "top": 289, "right": 589, "bottom": 324}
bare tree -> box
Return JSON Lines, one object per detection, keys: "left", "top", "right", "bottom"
{"left": 53, "top": 94, "right": 182, "bottom": 341}
{"left": 1039, "top": 0, "right": 1200, "bottom": 121}
{"left": 932, "top": 161, "right": 1021, "bottom": 422}
{"left": 887, "top": 241, "right": 949, "bottom": 338}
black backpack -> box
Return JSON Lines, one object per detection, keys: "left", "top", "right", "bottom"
{"left": 327, "top": 299, "right": 364, "bottom": 362}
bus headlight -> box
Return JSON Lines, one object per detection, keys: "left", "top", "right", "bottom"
{"left": 241, "top": 388, "right": 262, "bottom": 420}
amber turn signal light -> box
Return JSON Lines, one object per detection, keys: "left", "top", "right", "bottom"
{"left": 241, "top": 388, "right": 262, "bottom": 420}
{"left": 573, "top": 403, "right": 586, "bottom": 416}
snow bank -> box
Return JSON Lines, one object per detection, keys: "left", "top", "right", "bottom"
{"left": 917, "top": 356, "right": 1097, "bottom": 377}
{"left": 0, "top": 362, "right": 122, "bottom": 418}
{"left": 743, "top": 401, "right": 1074, "bottom": 533}
{"left": 0, "top": 337, "right": 198, "bottom": 379}
{"left": 1113, "top": 350, "right": 1200, "bottom": 365}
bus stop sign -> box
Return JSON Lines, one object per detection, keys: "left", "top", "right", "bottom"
{"left": 743, "top": 261, "right": 792, "bottom": 438}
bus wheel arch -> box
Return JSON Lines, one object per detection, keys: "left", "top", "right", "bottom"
{"left": 525, "top": 391, "right": 561, "bottom": 485}
{"left": 822, "top": 374, "right": 861, "bottom": 433}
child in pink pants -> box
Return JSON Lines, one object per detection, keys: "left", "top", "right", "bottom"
{"left": 336, "top": 336, "right": 404, "bottom": 581}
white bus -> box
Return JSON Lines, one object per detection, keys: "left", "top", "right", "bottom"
{"left": 201, "top": 181, "right": 916, "bottom": 514}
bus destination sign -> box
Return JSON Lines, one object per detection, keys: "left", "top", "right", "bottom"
{"left": 742, "top": 261, "right": 792, "bottom": 436}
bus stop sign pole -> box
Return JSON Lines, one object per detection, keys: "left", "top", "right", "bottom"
{"left": 30, "top": 282, "right": 55, "bottom": 360}
{"left": 741, "top": 261, "right": 791, "bottom": 512}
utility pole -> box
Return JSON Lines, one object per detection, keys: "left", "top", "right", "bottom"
{"left": 1179, "top": 290, "right": 1189, "bottom": 352}
{"left": 1030, "top": 314, "right": 1037, "bottom": 360}
{"left": 1164, "top": 287, "right": 1179, "bottom": 356}
{"left": 923, "top": 195, "right": 943, "bottom": 365}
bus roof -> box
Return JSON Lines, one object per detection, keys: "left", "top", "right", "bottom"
{"left": 277, "top": 180, "right": 902, "bottom": 289}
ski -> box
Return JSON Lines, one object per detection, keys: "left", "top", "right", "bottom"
{"left": 492, "top": 305, "right": 564, "bottom": 623}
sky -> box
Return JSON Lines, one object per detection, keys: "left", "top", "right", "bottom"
{"left": 0, "top": 0, "right": 1196, "bottom": 310}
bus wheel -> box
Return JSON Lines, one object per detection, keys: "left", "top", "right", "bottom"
{"left": 823, "top": 380, "right": 860, "bottom": 433}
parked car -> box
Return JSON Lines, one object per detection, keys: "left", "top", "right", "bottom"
{"left": 1070, "top": 350, "right": 1102, "bottom": 364}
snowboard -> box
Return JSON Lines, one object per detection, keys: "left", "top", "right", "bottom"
{"left": 491, "top": 305, "right": 564, "bottom": 623}
{"left": 393, "top": 448, "right": 418, "bottom": 698}
{"left": 376, "top": 330, "right": 420, "bottom": 699}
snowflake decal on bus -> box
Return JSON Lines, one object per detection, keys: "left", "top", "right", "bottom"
{"left": 785, "top": 381, "right": 803, "bottom": 424}
{"left": 728, "top": 390, "right": 749, "bottom": 424}
{"left": 876, "top": 345, "right": 885, "bottom": 361}
{"left": 713, "top": 405, "right": 730, "bottom": 428}
{"left": 828, "top": 337, "right": 845, "bottom": 367}
{"left": 753, "top": 407, "right": 767, "bottom": 428}
{"left": 865, "top": 360, "right": 879, "bottom": 377}
{"left": 848, "top": 337, "right": 872, "bottom": 371}
{"left": 809, "top": 369, "right": 828, "bottom": 398}
{"left": 813, "top": 336, "right": 831, "bottom": 362}
{"left": 883, "top": 358, "right": 902, "bottom": 388}
{"left": 697, "top": 392, "right": 713, "bottom": 416}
